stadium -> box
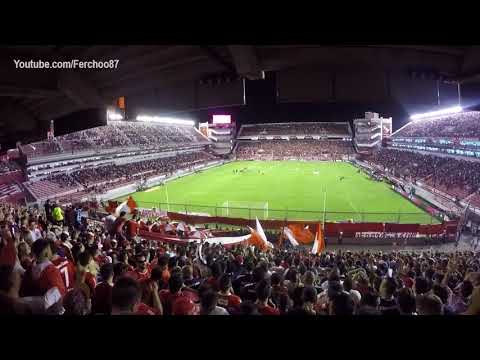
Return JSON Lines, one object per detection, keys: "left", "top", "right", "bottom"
{"left": 0, "top": 45, "right": 479, "bottom": 316}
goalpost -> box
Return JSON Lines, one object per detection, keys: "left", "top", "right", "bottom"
{"left": 221, "top": 200, "right": 269, "bottom": 219}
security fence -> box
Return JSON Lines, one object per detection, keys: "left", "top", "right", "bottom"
{"left": 135, "top": 201, "right": 438, "bottom": 224}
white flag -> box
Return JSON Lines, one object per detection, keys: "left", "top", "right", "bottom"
{"left": 283, "top": 227, "right": 299, "bottom": 247}
{"left": 311, "top": 231, "right": 319, "bottom": 255}
{"left": 256, "top": 217, "right": 273, "bottom": 248}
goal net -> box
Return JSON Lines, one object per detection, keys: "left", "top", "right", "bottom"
{"left": 221, "top": 201, "right": 269, "bottom": 219}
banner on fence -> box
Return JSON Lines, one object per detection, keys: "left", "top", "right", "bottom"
{"left": 165, "top": 211, "right": 456, "bottom": 237}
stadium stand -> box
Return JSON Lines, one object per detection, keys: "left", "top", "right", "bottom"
{"left": 3, "top": 120, "right": 213, "bottom": 203}
{"left": 23, "top": 151, "right": 214, "bottom": 202}
{"left": 236, "top": 140, "right": 354, "bottom": 160}
{"left": 0, "top": 183, "right": 24, "bottom": 203}
{"left": 24, "top": 175, "right": 81, "bottom": 202}
{"left": 0, "top": 161, "right": 21, "bottom": 174}
{"left": 394, "top": 111, "right": 480, "bottom": 139}
{"left": 237, "top": 122, "right": 352, "bottom": 138}
{"left": 368, "top": 148, "right": 480, "bottom": 201}
{"left": 20, "top": 121, "right": 209, "bottom": 159}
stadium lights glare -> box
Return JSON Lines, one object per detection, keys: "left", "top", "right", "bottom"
{"left": 107, "top": 110, "right": 123, "bottom": 121}
{"left": 410, "top": 106, "right": 462, "bottom": 121}
{"left": 136, "top": 115, "right": 195, "bottom": 126}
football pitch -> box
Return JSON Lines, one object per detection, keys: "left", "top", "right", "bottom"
{"left": 119, "top": 161, "right": 438, "bottom": 224}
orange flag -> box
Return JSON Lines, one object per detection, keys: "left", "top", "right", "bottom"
{"left": 106, "top": 200, "right": 119, "bottom": 214}
{"left": 117, "top": 96, "right": 125, "bottom": 110}
{"left": 247, "top": 228, "right": 269, "bottom": 252}
{"left": 288, "top": 224, "right": 315, "bottom": 244}
{"left": 247, "top": 219, "right": 272, "bottom": 252}
{"left": 127, "top": 196, "right": 138, "bottom": 211}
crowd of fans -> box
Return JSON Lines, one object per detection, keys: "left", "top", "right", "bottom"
{"left": 236, "top": 140, "right": 354, "bottom": 161}
{"left": 0, "top": 161, "right": 21, "bottom": 175}
{"left": 369, "top": 148, "right": 480, "bottom": 197}
{"left": 239, "top": 123, "right": 351, "bottom": 137}
{"left": 395, "top": 111, "right": 480, "bottom": 139}
{"left": 46, "top": 174, "right": 78, "bottom": 189}
{"left": 20, "top": 141, "right": 63, "bottom": 158}
{"left": 19, "top": 121, "right": 208, "bottom": 158}
{"left": 26, "top": 152, "right": 212, "bottom": 200}
{"left": 71, "top": 152, "right": 211, "bottom": 189}
{"left": 0, "top": 200, "right": 479, "bottom": 316}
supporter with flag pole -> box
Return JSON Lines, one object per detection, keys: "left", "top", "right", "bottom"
{"left": 115, "top": 196, "right": 138, "bottom": 218}
{"left": 247, "top": 218, "right": 273, "bottom": 251}
{"left": 283, "top": 226, "right": 299, "bottom": 247}
{"left": 311, "top": 223, "right": 325, "bottom": 255}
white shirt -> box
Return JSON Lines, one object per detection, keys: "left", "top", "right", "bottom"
{"left": 177, "top": 222, "right": 185, "bottom": 232}
{"left": 30, "top": 228, "right": 42, "bottom": 242}
{"left": 349, "top": 289, "right": 362, "bottom": 305}
{"left": 209, "top": 306, "right": 229, "bottom": 315}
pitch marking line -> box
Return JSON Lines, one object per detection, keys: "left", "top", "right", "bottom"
{"left": 345, "top": 193, "right": 362, "bottom": 221}
{"left": 145, "top": 187, "right": 159, "bottom": 192}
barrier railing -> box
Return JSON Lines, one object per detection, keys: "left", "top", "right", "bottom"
{"left": 135, "top": 201, "right": 438, "bottom": 224}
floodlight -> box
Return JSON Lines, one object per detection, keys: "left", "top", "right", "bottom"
{"left": 107, "top": 110, "right": 123, "bottom": 121}
{"left": 410, "top": 106, "right": 462, "bottom": 121}
{"left": 136, "top": 115, "right": 194, "bottom": 126}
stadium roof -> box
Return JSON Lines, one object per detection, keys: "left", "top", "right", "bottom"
{"left": 1, "top": 45, "right": 480, "bottom": 146}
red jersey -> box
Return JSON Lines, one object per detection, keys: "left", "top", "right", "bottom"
{"left": 135, "top": 302, "right": 161, "bottom": 316}
{"left": 127, "top": 267, "right": 151, "bottom": 282}
{"left": 217, "top": 293, "right": 241, "bottom": 311}
{"left": 124, "top": 264, "right": 135, "bottom": 272}
{"left": 182, "top": 287, "right": 200, "bottom": 303}
{"left": 159, "top": 290, "right": 190, "bottom": 315}
{"left": 93, "top": 282, "right": 112, "bottom": 314}
{"left": 127, "top": 220, "right": 140, "bottom": 238}
{"left": 206, "top": 277, "right": 219, "bottom": 291}
{"left": 52, "top": 257, "right": 76, "bottom": 290}
{"left": 257, "top": 304, "right": 280, "bottom": 315}
{"left": 139, "top": 221, "right": 149, "bottom": 231}
{"left": 0, "top": 236, "right": 16, "bottom": 267}
{"left": 84, "top": 272, "right": 96, "bottom": 299}
{"left": 23, "top": 260, "right": 67, "bottom": 297}
{"left": 95, "top": 255, "right": 109, "bottom": 267}
{"left": 161, "top": 269, "right": 170, "bottom": 283}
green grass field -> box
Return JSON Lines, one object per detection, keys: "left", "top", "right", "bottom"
{"left": 118, "top": 161, "right": 437, "bottom": 224}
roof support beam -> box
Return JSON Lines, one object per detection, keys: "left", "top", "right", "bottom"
{"left": 456, "top": 46, "right": 480, "bottom": 83}
{"left": 228, "top": 45, "right": 264, "bottom": 80}
{"left": 0, "top": 85, "right": 62, "bottom": 98}
{"left": 200, "top": 46, "right": 236, "bottom": 74}
{"left": 57, "top": 71, "right": 106, "bottom": 108}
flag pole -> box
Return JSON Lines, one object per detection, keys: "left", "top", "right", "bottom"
{"left": 164, "top": 182, "right": 170, "bottom": 212}
{"left": 322, "top": 187, "right": 327, "bottom": 225}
